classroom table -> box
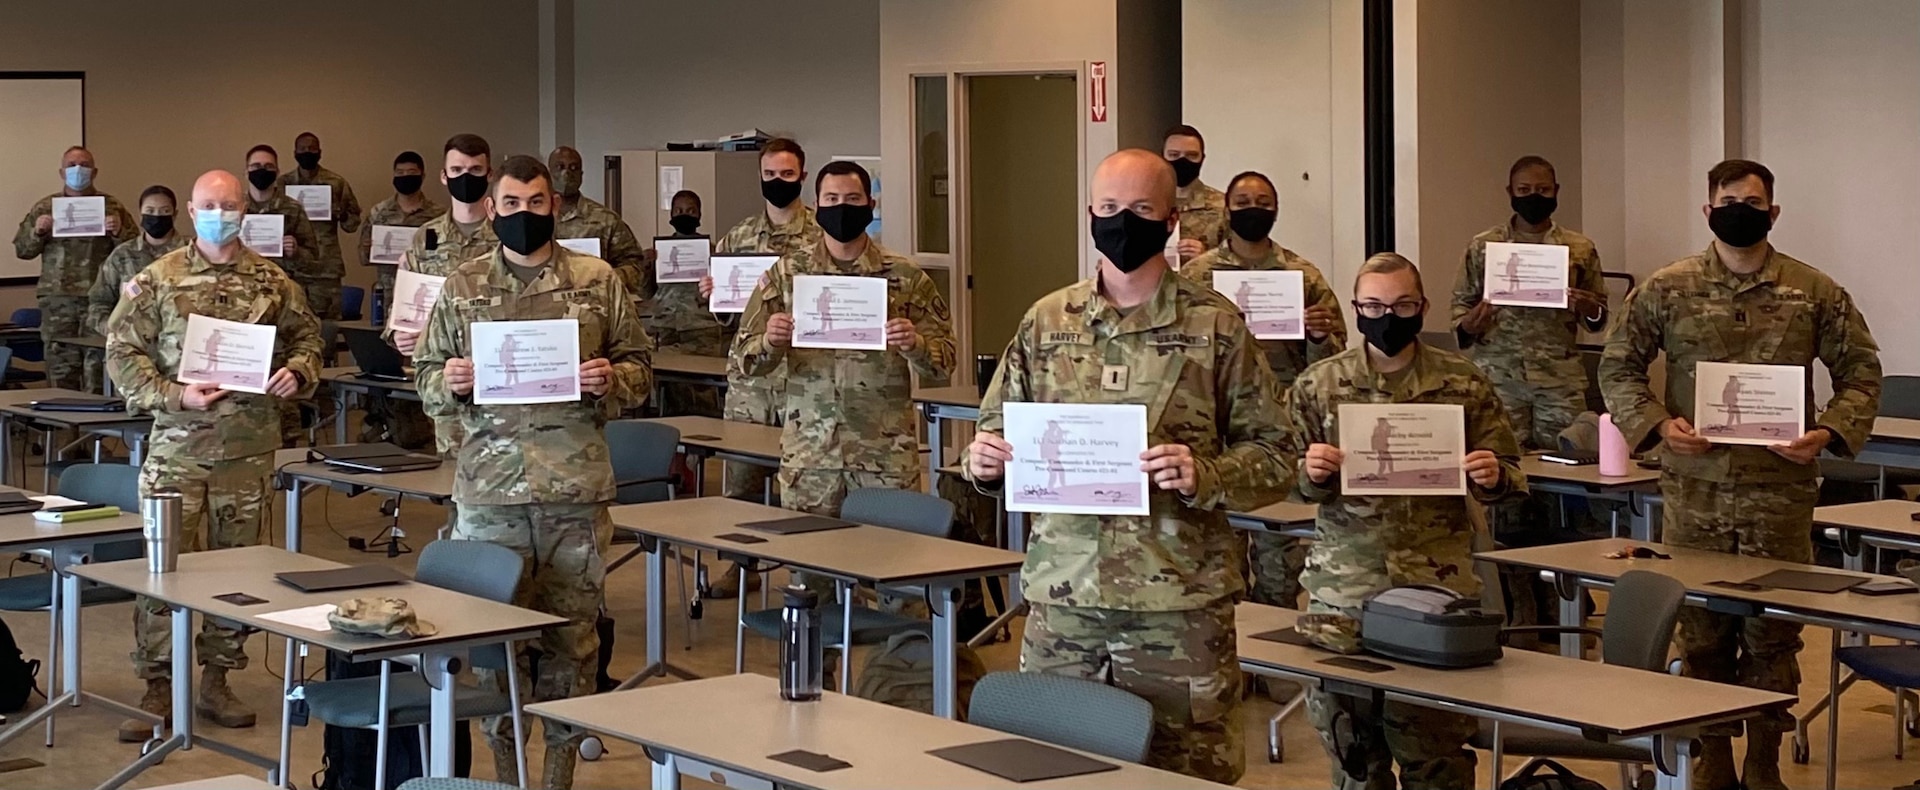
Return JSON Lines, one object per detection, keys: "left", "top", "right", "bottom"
{"left": 528, "top": 672, "right": 1233, "bottom": 790}
{"left": 653, "top": 352, "right": 728, "bottom": 413}
{"left": 1813, "top": 498, "right": 1920, "bottom": 570}
{"left": 0, "top": 387, "right": 151, "bottom": 491}
{"left": 609, "top": 496, "right": 1024, "bottom": 719}
{"left": 272, "top": 447, "right": 454, "bottom": 553}
{"left": 641, "top": 415, "right": 783, "bottom": 497}
{"left": 913, "top": 386, "right": 981, "bottom": 492}
{"left": 140, "top": 776, "right": 283, "bottom": 790}
{"left": 70, "top": 545, "right": 563, "bottom": 786}
{"left": 1237, "top": 603, "right": 1796, "bottom": 790}
{"left": 1477, "top": 537, "right": 1920, "bottom": 790}
{"left": 0, "top": 495, "right": 147, "bottom": 763}
{"left": 323, "top": 366, "right": 420, "bottom": 445}
{"left": 1517, "top": 455, "right": 1663, "bottom": 540}
{"left": 50, "top": 335, "right": 111, "bottom": 395}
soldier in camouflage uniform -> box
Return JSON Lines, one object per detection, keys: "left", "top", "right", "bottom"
{"left": 1601, "top": 160, "right": 1882, "bottom": 790}
{"left": 279, "top": 132, "right": 363, "bottom": 319}
{"left": 359, "top": 151, "right": 445, "bottom": 448}
{"left": 1290, "top": 252, "right": 1525, "bottom": 790}
{"left": 1183, "top": 170, "right": 1346, "bottom": 613}
{"left": 738, "top": 161, "right": 954, "bottom": 594}
{"left": 89, "top": 185, "right": 190, "bottom": 336}
{"left": 548, "top": 146, "right": 652, "bottom": 303}
{"left": 963, "top": 150, "right": 1291, "bottom": 784}
{"left": 13, "top": 145, "right": 137, "bottom": 392}
{"left": 105, "top": 170, "right": 323, "bottom": 742}
{"left": 1163, "top": 125, "right": 1226, "bottom": 266}
{"left": 648, "top": 189, "right": 725, "bottom": 417}
{"left": 414, "top": 155, "right": 653, "bottom": 790}
{"left": 244, "top": 145, "right": 323, "bottom": 445}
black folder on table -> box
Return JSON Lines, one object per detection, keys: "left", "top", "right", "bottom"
{"left": 30, "top": 397, "right": 124, "bottom": 412}
{"left": 929, "top": 739, "right": 1119, "bottom": 783}
{"left": 1740, "top": 569, "right": 1869, "bottom": 594}
{"left": 737, "top": 515, "right": 856, "bottom": 535}
{"left": 274, "top": 565, "right": 409, "bottom": 593}
{"left": 309, "top": 443, "right": 442, "bottom": 474}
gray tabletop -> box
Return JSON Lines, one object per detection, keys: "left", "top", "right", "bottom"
{"left": 51, "top": 335, "right": 107, "bottom": 350}
{"left": 0, "top": 386, "right": 149, "bottom": 428}
{"left": 139, "top": 774, "right": 282, "bottom": 790}
{"left": 913, "top": 386, "right": 982, "bottom": 410}
{"left": 655, "top": 352, "right": 727, "bottom": 378}
{"left": 1238, "top": 603, "right": 1792, "bottom": 737}
{"left": 1519, "top": 455, "right": 1662, "bottom": 490}
{"left": 0, "top": 488, "right": 143, "bottom": 552}
{"left": 1873, "top": 416, "right": 1920, "bottom": 444}
{"left": 325, "top": 365, "right": 418, "bottom": 394}
{"left": 643, "top": 415, "right": 784, "bottom": 461}
{"left": 527, "top": 673, "right": 1232, "bottom": 790}
{"left": 611, "top": 496, "right": 1023, "bottom": 586}
{"left": 273, "top": 447, "right": 455, "bottom": 501}
{"left": 70, "top": 545, "right": 563, "bottom": 661}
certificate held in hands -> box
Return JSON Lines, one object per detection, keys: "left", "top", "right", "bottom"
{"left": 51, "top": 196, "right": 108, "bottom": 238}
{"left": 709, "top": 254, "right": 778, "bottom": 313}
{"left": 179, "top": 314, "right": 276, "bottom": 394}
{"left": 1212, "top": 270, "right": 1306, "bottom": 340}
{"left": 1483, "top": 242, "right": 1570, "bottom": 308}
{"left": 792, "top": 275, "right": 887, "bottom": 350}
{"left": 387, "top": 269, "right": 446, "bottom": 333}
{"left": 471, "top": 319, "right": 580, "bottom": 405}
{"left": 241, "top": 214, "right": 284, "bottom": 258}
{"left": 286, "top": 185, "right": 332, "bottom": 222}
{"left": 1694, "top": 361, "right": 1805, "bottom": 446}
{"left": 1004, "top": 402, "right": 1149, "bottom": 516}
{"left": 1337, "top": 403, "right": 1467, "bottom": 496}
{"left": 654, "top": 237, "right": 711, "bottom": 284}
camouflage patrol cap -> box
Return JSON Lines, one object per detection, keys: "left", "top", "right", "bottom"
{"left": 329, "top": 597, "right": 439, "bottom": 638}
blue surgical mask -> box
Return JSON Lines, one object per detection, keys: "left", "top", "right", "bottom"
{"left": 63, "top": 165, "right": 93, "bottom": 191}
{"left": 193, "top": 208, "right": 243, "bottom": 245}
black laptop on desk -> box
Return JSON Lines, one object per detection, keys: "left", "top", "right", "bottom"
{"left": 308, "top": 443, "right": 442, "bottom": 474}
{"left": 340, "top": 326, "right": 410, "bottom": 382}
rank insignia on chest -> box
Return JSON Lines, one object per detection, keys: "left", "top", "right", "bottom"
{"left": 1102, "top": 365, "right": 1128, "bottom": 391}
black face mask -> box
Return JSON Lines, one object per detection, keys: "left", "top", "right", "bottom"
{"left": 668, "top": 214, "right": 701, "bottom": 235}
{"left": 1169, "top": 157, "right": 1202, "bottom": 188}
{"left": 447, "top": 173, "right": 488, "bottom": 204}
{"left": 493, "top": 210, "right": 555, "bottom": 256}
{"left": 1090, "top": 209, "right": 1173, "bottom": 274}
{"left": 1228, "top": 207, "right": 1276, "bottom": 242}
{"left": 247, "top": 169, "right": 278, "bottom": 191}
{"left": 1511, "top": 193, "right": 1557, "bottom": 226}
{"left": 816, "top": 203, "right": 872, "bottom": 243}
{"left": 141, "top": 214, "right": 173, "bottom": 238}
{"left": 1708, "top": 203, "right": 1773, "bottom": 249}
{"left": 294, "top": 152, "right": 321, "bottom": 170}
{"left": 1357, "top": 311, "right": 1424, "bottom": 357}
{"left": 392, "top": 175, "right": 424, "bottom": 195}
{"left": 761, "top": 177, "right": 803, "bottom": 208}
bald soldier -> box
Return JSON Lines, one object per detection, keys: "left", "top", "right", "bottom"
{"left": 106, "top": 170, "right": 323, "bottom": 741}
{"left": 964, "top": 149, "right": 1292, "bottom": 783}
{"left": 547, "top": 146, "right": 652, "bottom": 303}
{"left": 13, "top": 145, "right": 137, "bottom": 391}
{"left": 279, "top": 131, "right": 363, "bottom": 318}
{"left": 1163, "top": 125, "right": 1226, "bottom": 266}
{"left": 1601, "top": 160, "right": 1881, "bottom": 790}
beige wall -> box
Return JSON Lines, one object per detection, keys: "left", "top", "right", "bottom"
{"left": 0, "top": 0, "right": 540, "bottom": 305}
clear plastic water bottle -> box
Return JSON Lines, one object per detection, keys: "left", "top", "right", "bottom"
{"left": 780, "top": 586, "right": 823, "bottom": 701}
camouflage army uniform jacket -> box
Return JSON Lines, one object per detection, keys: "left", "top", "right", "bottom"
{"left": 13, "top": 191, "right": 138, "bottom": 298}
{"left": 965, "top": 272, "right": 1294, "bottom": 611}
{"left": 1176, "top": 179, "right": 1227, "bottom": 251}
{"left": 104, "top": 243, "right": 323, "bottom": 461}
{"left": 360, "top": 194, "right": 446, "bottom": 272}
{"left": 1181, "top": 240, "right": 1347, "bottom": 386}
{"left": 557, "top": 194, "right": 652, "bottom": 303}
{"left": 248, "top": 191, "right": 321, "bottom": 284}
{"left": 1288, "top": 343, "right": 1525, "bottom": 648}
{"left": 386, "top": 211, "right": 496, "bottom": 345}
{"left": 1600, "top": 244, "right": 1881, "bottom": 484}
{"left": 89, "top": 232, "right": 190, "bottom": 334}
{"left": 415, "top": 245, "right": 655, "bottom": 505}
{"left": 717, "top": 206, "right": 819, "bottom": 423}
{"left": 737, "top": 238, "right": 955, "bottom": 475}
{"left": 647, "top": 232, "right": 727, "bottom": 356}
{"left": 279, "top": 167, "right": 363, "bottom": 278}
{"left": 1450, "top": 221, "right": 1607, "bottom": 387}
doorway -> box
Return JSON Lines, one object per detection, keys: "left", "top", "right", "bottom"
{"left": 963, "top": 73, "right": 1080, "bottom": 358}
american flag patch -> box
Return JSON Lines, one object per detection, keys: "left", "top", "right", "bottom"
{"left": 122, "top": 281, "right": 141, "bottom": 299}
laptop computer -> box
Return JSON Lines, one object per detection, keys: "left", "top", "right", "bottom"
{"left": 308, "top": 443, "right": 443, "bottom": 474}
{"left": 340, "top": 326, "right": 410, "bottom": 382}
{"left": 274, "top": 565, "right": 410, "bottom": 593}
{"left": 30, "top": 396, "right": 125, "bottom": 412}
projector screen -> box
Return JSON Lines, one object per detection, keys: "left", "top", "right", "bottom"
{"left": 0, "top": 73, "right": 86, "bottom": 284}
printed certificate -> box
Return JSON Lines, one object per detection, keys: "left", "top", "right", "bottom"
{"left": 1694, "top": 361, "right": 1806, "bottom": 446}
{"left": 387, "top": 269, "right": 446, "bottom": 333}
{"left": 471, "top": 319, "right": 581, "bottom": 405}
{"left": 1483, "top": 241, "right": 1570, "bottom": 308}
{"left": 1337, "top": 403, "right": 1468, "bottom": 496}
{"left": 792, "top": 274, "right": 887, "bottom": 351}
{"left": 1005, "top": 402, "right": 1149, "bottom": 516}
{"left": 51, "top": 196, "right": 107, "bottom": 238}
{"left": 367, "top": 225, "right": 419, "bottom": 265}
{"left": 178, "top": 314, "right": 275, "bottom": 394}
{"left": 709, "top": 254, "right": 778, "bottom": 314}
{"left": 241, "top": 214, "right": 284, "bottom": 258}
{"left": 1213, "top": 269, "right": 1306, "bottom": 340}
{"left": 286, "top": 185, "right": 331, "bottom": 222}
{"left": 655, "top": 237, "right": 712, "bottom": 284}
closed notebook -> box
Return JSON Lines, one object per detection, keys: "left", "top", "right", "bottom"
{"left": 928, "top": 739, "right": 1119, "bottom": 783}
{"left": 274, "top": 565, "right": 409, "bottom": 593}
{"left": 737, "top": 516, "right": 856, "bottom": 535}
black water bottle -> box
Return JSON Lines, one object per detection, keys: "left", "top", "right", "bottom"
{"left": 779, "top": 587, "right": 823, "bottom": 701}
{"left": 975, "top": 354, "right": 998, "bottom": 396}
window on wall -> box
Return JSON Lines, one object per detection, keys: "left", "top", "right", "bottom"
{"left": 914, "top": 75, "right": 951, "bottom": 255}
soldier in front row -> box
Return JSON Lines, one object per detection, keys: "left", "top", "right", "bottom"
{"left": 414, "top": 154, "right": 653, "bottom": 790}
{"left": 965, "top": 149, "right": 1292, "bottom": 784}
{"left": 105, "top": 169, "right": 323, "bottom": 742}
{"left": 1290, "top": 252, "right": 1525, "bottom": 790}
{"left": 1600, "top": 159, "right": 1882, "bottom": 790}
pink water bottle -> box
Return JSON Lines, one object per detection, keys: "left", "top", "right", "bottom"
{"left": 1599, "top": 413, "right": 1629, "bottom": 477}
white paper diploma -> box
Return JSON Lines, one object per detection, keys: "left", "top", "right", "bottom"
{"left": 51, "top": 196, "right": 107, "bottom": 238}
{"left": 658, "top": 165, "right": 684, "bottom": 205}
{"left": 388, "top": 269, "right": 446, "bottom": 333}
{"left": 286, "top": 185, "right": 332, "bottom": 222}
{"left": 241, "top": 214, "right": 285, "bottom": 258}
{"left": 792, "top": 275, "right": 887, "bottom": 351}
{"left": 558, "top": 237, "right": 602, "bottom": 258}
{"left": 1005, "top": 402, "right": 1149, "bottom": 516}
{"left": 179, "top": 314, "right": 276, "bottom": 394}
{"left": 1165, "top": 220, "right": 1183, "bottom": 270}
{"left": 367, "top": 225, "right": 420, "bottom": 265}
{"left": 1483, "top": 242, "right": 1570, "bottom": 308}
{"left": 1338, "top": 403, "right": 1468, "bottom": 496}
{"left": 709, "top": 254, "right": 778, "bottom": 314}
{"left": 471, "top": 319, "right": 581, "bottom": 405}
{"left": 1213, "top": 270, "right": 1306, "bottom": 340}
{"left": 1694, "top": 361, "right": 1806, "bottom": 446}
{"left": 654, "top": 237, "right": 712, "bottom": 284}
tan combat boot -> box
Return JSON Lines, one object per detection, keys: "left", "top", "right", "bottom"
{"left": 706, "top": 562, "right": 763, "bottom": 599}
{"left": 1694, "top": 735, "right": 1739, "bottom": 790}
{"left": 492, "top": 743, "right": 521, "bottom": 787}
{"left": 195, "top": 666, "right": 256, "bottom": 728}
{"left": 543, "top": 744, "right": 578, "bottom": 790}
{"left": 117, "top": 678, "right": 171, "bottom": 743}
{"left": 1742, "top": 730, "right": 1791, "bottom": 790}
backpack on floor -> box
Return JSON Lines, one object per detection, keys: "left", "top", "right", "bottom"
{"left": 313, "top": 649, "right": 471, "bottom": 790}
{"left": 1498, "top": 759, "right": 1609, "bottom": 790}
{"left": 0, "top": 616, "right": 40, "bottom": 713}
{"left": 852, "top": 631, "right": 986, "bottom": 719}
